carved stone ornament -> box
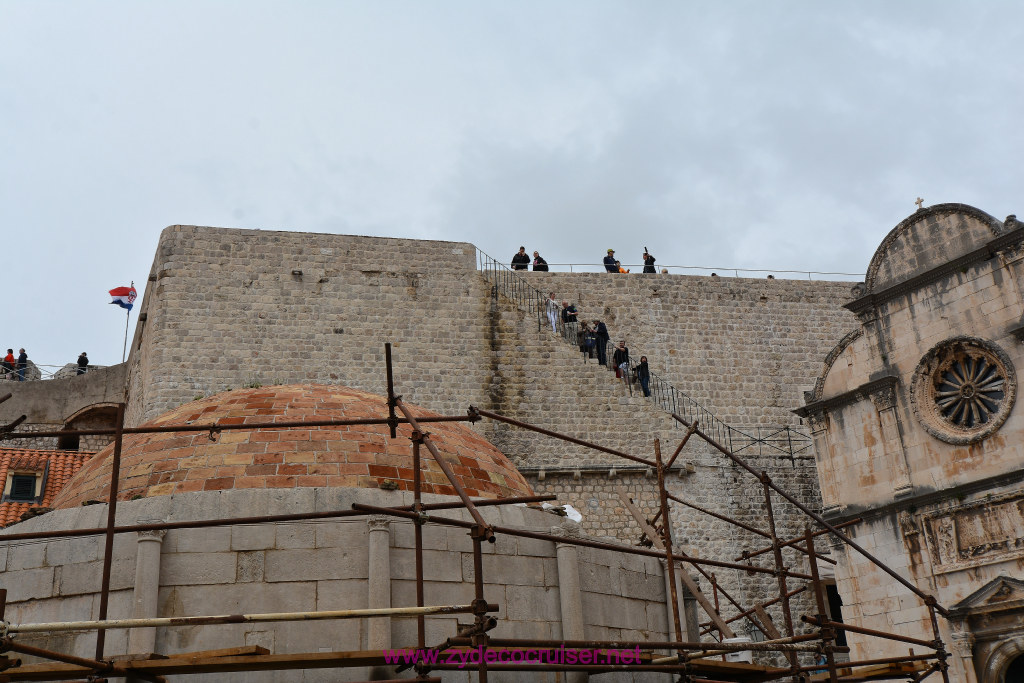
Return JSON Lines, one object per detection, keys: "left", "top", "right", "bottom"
{"left": 869, "top": 386, "right": 897, "bottom": 412}
{"left": 551, "top": 520, "right": 583, "bottom": 541}
{"left": 367, "top": 515, "right": 392, "bottom": 532}
{"left": 910, "top": 336, "right": 1017, "bottom": 445}
{"left": 137, "top": 528, "right": 167, "bottom": 542}
{"left": 949, "top": 631, "right": 975, "bottom": 658}
{"left": 805, "top": 412, "right": 829, "bottom": 434}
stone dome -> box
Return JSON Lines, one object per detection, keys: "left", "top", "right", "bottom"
{"left": 53, "top": 384, "right": 532, "bottom": 507}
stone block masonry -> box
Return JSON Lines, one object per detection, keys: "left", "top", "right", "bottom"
{"left": 517, "top": 272, "right": 858, "bottom": 426}
{"left": 114, "top": 226, "right": 855, "bottom": 652}
{"left": 124, "top": 227, "right": 494, "bottom": 426}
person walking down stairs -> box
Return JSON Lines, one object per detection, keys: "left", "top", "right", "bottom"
{"left": 592, "top": 320, "right": 610, "bottom": 366}
{"left": 546, "top": 293, "right": 559, "bottom": 333}
{"left": 636, "top": 356, "right": 651, "bottom": 397}
{"left": 613, "top": 340, "right": 629, "bottom": 380}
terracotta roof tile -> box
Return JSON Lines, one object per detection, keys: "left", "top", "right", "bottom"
{"left": 53, "top": 384, "right": 532, "bottom": 507}
{"left": 0, "top": 448, "right": 95, "bottom": 527}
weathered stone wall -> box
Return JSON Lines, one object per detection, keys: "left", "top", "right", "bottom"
{"left": 0, "top": 488, "right": 672, "bottom": 682}
{"left": 124, "top": 226, "right": 493, "bottom": 427}
{"left": 515, "top": 272, "right": 858, "bottom": 425}
{"left": 0, "top": 364, "right": 126, "bottom": 451}
{"left": 799, "top": 207, "right": 1024, "bottom": 682}
{"left": 113, "top": 226, "right": 856, "bottom": 647}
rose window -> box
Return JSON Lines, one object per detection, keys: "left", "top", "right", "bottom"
{"left": 934, "top": 354, "right": 1006, "bottom": 428}
{"left": 911, "top": 337, "right": 1016, "bottom": 445}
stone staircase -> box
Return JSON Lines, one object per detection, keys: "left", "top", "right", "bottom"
{"left": 475, "top": 250, "right": 812, "bottom": 464}
{"left": 481, "top": 293, "right": 681, "bottom": 469}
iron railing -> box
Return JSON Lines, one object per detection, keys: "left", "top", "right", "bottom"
{"left": 480, "top": 258, "right": 861, "bottom": 280}
{"left": 477, "top": 248, "right": 813, "bottom": 458}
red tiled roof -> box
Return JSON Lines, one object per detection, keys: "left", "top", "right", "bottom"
{"left": 53, "top": 384, "right": 533, "bottom": 507}
{"left": 0, "top": 448, "right": 95, "bottom": 527}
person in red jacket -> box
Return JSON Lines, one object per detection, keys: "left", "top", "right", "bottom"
{"left": 2, "top": 349, "right": 13, "bottom": 380}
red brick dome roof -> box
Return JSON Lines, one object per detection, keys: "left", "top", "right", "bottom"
{"left": 52, "top": 384, "right": 532, "bottom": 508}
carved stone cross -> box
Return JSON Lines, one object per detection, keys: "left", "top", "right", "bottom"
{"left": 915, "top": 197, "right": 924, "bottom": 210}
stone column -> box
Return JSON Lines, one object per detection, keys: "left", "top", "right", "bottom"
{"left": 552, "top": 521, "right": 587, "bottom": 683}
{"left": 870, "top": 387, "right": 913, "bottom": 496}
{"left": 366, "top": 516, "right": 392, "bottom": 652}
{"left": 950, "top": 630, "right": 978, "bottom": 683}
{"left": 127, "top": 526, "right": 166, "bottom": 656}
{"left": 807, "top": 412, "right": 842, "bottom": 512}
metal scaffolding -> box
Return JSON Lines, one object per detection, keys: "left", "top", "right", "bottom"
{"left": 0, "top": 343, "right": 951, "bottom": 682}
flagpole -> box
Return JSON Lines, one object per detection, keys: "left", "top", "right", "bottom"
{"left": 122, "top": 281, "right": 133, "bottom": 363}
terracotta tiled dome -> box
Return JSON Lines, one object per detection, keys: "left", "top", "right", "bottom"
{"left": 52, "top": 384, "right": 532, "bottom": 508}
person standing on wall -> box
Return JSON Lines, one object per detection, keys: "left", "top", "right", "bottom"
{"left": 642, "top": 248, "right": 656, "bottom": 274}
{"left": 546, "top": 292, "right": 559, "bottom": 333}
{"left": 613, "top": 340, "right": 629, "bottom": 380}
{"left": 603, "top": 249, "right": 618, "bottom": 272}
{"left": 593, "top": 319, "right": 610, "bottom": 367}
{"left": 77, "top": 352, "right": 89, "bottom": 375}
{"left": 532, "top": 251, "right": 549, "bottom": 271}
{"left": 511, "top": 246, "right": 530, "bottom": 270}
{"left": 636, "top": 356, "right": 651, "bottom": 397}
{"left": 2, "top": 349, "right": 13, "bottom": 380}
{"left": 16, "top": 348, "right": 27, "bottom": 381}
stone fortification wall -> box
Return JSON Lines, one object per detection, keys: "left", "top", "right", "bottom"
{"left": 516, "top": 272, "right": 858, "bottom": 425}
{"left": 125, "top": 226, "right": 492, "bottom": 426}
{"left": 119, "top": 227, "right": 853, "bottom": 646}
{"left": 485, "top": 277, "right": 831, "bottom": 638}
{"left": 0, "top": 365, "right": 126, "bottom": 450}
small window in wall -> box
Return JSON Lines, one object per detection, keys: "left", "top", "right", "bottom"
{"left": 57, "top": 433, "right": 80, "bottom": 451}
{"left": 3, "top": 468, "right": 45, "bottom": 504}
{"left": 7, "top": 474, "right": 38, "bottom": 502}
{"left": 824, "top": 582, "right": 847, "bottom": 647}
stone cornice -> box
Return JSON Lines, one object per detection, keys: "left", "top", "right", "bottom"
{"left": 823, "top": 466, "right": 1024, "bottom": 527}
{"left": 845, "top": 224, "right": 1024, "bottom": 316}
{"left": 793, "top": 375, "right": 899, "bottom": 418}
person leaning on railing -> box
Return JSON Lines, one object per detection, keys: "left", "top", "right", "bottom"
{"left": 77, "top": 352, "right": 89, "bottom": 375}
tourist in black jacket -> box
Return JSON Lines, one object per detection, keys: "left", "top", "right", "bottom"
{"left": 642, "top": 249, "right": 656, "bottom": 274}
{"left": 636, "top": 356, "right": 651, "bottom": 396}
{"left": 532, "top": 251, "right": 549, "bottom": 271}
{"left": 593, "top": 320, "right": 610, "bottom": 366}
{"left": 511, "top": 246, "right": 530, "bottom": 270}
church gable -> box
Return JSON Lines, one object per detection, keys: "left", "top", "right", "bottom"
{"left": 951, "top": 576, "right": 1024, "bottom": 618}
{"left": 864, "top": 204, "right": 1005, "bottom": 294}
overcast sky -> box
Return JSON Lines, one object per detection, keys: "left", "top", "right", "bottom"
{"left": 2, "top": 1, "right": 1022, "bottom": 369}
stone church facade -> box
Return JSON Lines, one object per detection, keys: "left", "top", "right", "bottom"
{"left": 797, "top": 204, "right": 1024, "bottom": 683}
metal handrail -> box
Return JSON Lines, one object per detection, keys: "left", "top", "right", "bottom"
{"left": 483, "top": 258, "right": 861, "bottom": 281}
{"left": 476, "top": 248, "right": 812, "bottom": 457}
{"left": 0, "top": 362, "right": 105, "bottom": 382}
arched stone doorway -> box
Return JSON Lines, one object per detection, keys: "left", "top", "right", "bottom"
{"left": 60, "top": 403, "right": 119, "bottom": 451}
{"left": 1004, "top": 654, "right": 1024, "bottom": 682}
{"left": 950, "top": 577, "right": 1024, "bottom": 682}
{"left": 981, "top": 637, "right": 1024, "bottom": 683}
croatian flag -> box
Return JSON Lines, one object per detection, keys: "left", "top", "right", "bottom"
{"left": 109, "top": 286, "right": 137, "bottom": 311}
